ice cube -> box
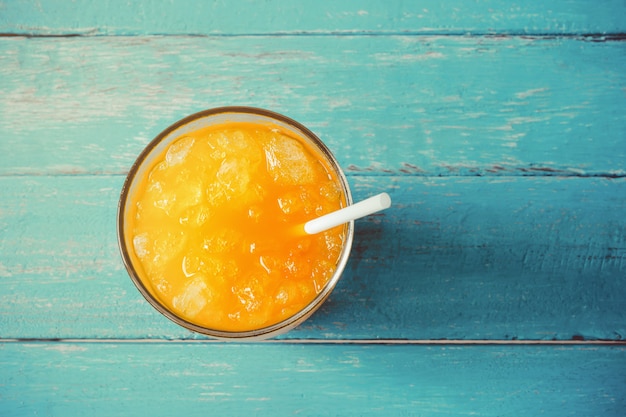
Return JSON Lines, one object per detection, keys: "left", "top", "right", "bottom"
{"left": 194, "top": 256, "right": 238, "bottom": 283}
{"left": 202, "top": 229, "right": 241, "bottom": 253}
{"left": 214, "top": 129, "right": 263, "bottom": 161}
{"left": 132, "top": 233, "right": 150, "bottom": 260}
{"left": 153, "top": 276, "right": 172, "bottom": 298}
{"left": 210, "top": 157, "right": 251, "bottom": 202}
{"left": 312, "top": 278, "right": 324, "bottom": 294}
{"left": 311, "top": 259, "right": 335, "bottom": 292}
{"left": 150, "top": 177, "right": 205, "bottom": 219}
{"left": 277, "top": 283, "right": 300, "bottom": 317}
{"left": 265, "top": 134, "right": 317, "bottom": 185}
{"left": 146, "top": 166, "right": 177, "bottom": 214}
{"left": 144, "top": 172, "right": 172, "bottom": 215}
{"left": 171, "top": 181, "right": 204, "bottom": 216}
{"left": 256, "top": 253, "right": 283, "bottom": 275}
{"left": 231, "top": 275, "right": 270, "bottom": 318}
{"left": 319, "top": 180, "right": 342, "bottom": 203}
{"left": 166, "top": 136, "right": 195, "bottom": 166}
{"left": 283, "top": 257, "right": 297, "bottom": 274}
{"left": 210, "top": 148, "right": 227, "bottom": 161}
{"left": 217, "top": 130, "right": 247, "bottom": 150}
{"left": 172, "top": 275, "right": 213, "bottom": 317}
{"left": 179, "top": 204, "right": 210, "bottom": 227}
{"left": 146, "top": 178, "right": 163, "bottom": 194}
{"left": 233, "top": 286, "right": 261, "bottom": 313}
{"left": 148, "top": 229, "right": 187, "bottom": 273}
{"left": 277, "top": 192, "right": 302, "bottom": 215}
{"left": 244, "top": 307, "right": 271, "bottom": 328}
{"left": 322, "top": 232, "right": 344, "bottom": 260}
{"left": 148, "top": 161, "right": 169, "bottom": 183}
{"left": 285, "top": 252, "right": 312, "bottom": 277}
{"left": 297, "top": 281, "right": 314, "bottom": 299}
{"left": 276, "top": 186, "right": 316, "bottom": 215}
{"left": 275, "top": 288, "right": 289, "bottom": 305}
{"left": 152, "top": 189, "right": 176, "bottom": 215}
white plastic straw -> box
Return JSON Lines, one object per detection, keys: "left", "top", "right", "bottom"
{"left": 304, "top": 192, "right": 392, "bottom": 235}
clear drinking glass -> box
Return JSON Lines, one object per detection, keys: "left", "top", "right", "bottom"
{"left": 117, "top": 107, "right": 354, "bottom": 340}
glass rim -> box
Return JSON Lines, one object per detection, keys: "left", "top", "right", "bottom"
{"left": 117, "top": 106, "right": 354, "bottom": 340}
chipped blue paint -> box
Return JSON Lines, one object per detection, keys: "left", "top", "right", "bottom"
{"left": 1, "top": 342, "right": 625, "bottom": 417}
{"left": 1, "top": 176, "right": 624, "bottom": 340}
{"left": 2, "top": 0, "right": 625, "bottom": 35}
{"left": 0, "top": 36, "right": 624, "bottom": 177}
{"left": 1, "top": 1, "right": 625, "bottom": 416}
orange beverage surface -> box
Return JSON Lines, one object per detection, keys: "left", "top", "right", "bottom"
{"left": 125, "top": 121, "right": 347, "bottom": 332}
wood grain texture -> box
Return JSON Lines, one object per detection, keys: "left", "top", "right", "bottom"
{"left": 2, "top": 0, "right": 626, "bottom": 35}
{"left": 1, "top": 175, "right": 624, "bottom": 340}
{"left": 1, "top": 342, "right": 624, "bottom": 416}
{"left": 0, "top": 36, "right": 624, "bottom": 177}
{"left": 2, "top": 2, "right": 625, "bottom": 414}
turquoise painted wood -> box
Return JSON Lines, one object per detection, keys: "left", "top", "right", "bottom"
{"left": 1, "top": 342, "right": 625, "bottom": 417}
{"left": 2, "top": 0, "right": 626, "bottom": 35}
{"left": 1, "top": 1, "right": 625, "bottom": 415}
{"left": 0, "top": 36, "right": 624, "bottom": 177}
{"left": 1, "top": 176, "right": 625, "bottom": 340}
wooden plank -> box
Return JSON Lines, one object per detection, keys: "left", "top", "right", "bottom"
{"left": 1, "top": 175, "right": 624, "bottom": 340}
{"left": 1, "top": 342, "right": 624, "bottom": 416}
{"left": 2, "top": 0, "right": 625, "bottom": 35}
{"left": 0, "top": 36, "right": 624, "bottom": 177}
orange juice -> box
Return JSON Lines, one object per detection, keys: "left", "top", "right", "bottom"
{"left": 118, "top": 108, "right": 352, "bottom": 338}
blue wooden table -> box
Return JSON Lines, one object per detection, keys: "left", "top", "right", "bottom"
{"left": 1, "top": 1, "right": 625, "bottom": 415}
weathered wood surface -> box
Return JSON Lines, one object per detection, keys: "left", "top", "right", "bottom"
{"left": 1, "top": 36, "right": 624, "bottom": 177}
{"left": 2, "top": 0, "right": 626, "bottom": 35}
{"left": 1, "top": 342, "right": 625, "bottom": 417}
{"left": 1, "top": 175, "right": 625, "bottom": 340}
{"left": 1, "top": 1, "right": 625, "bottom": 416}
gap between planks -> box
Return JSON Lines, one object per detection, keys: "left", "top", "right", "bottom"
{"left": 1, "top": 338, "right": 625, "bottom": 346}
{"left": 0, "top": 32, "right": 625, "bottom": 41}
{"left": 1, "top": 170, "right": 626, "bottom": 179}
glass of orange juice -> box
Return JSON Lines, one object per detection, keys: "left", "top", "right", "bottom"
{"left": 117, "top": 107, "right": 353, "bottom": 340}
